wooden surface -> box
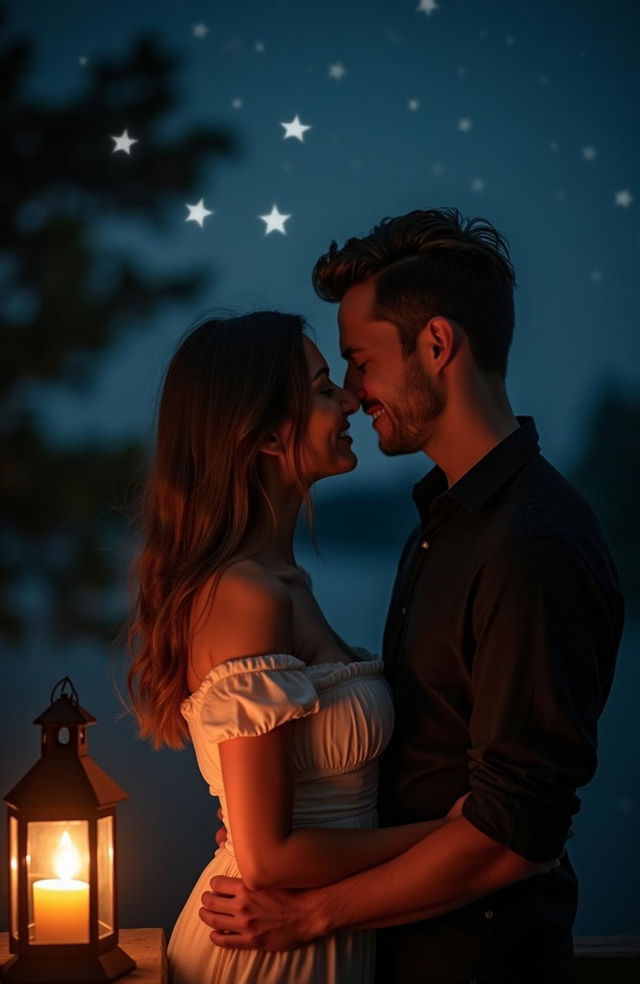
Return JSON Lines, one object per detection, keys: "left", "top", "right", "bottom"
{"left": 571, "top": 935, "right": 640, "bottom": 983}
{"left": 0, "top": 929, "right": 167, "bottom": 984}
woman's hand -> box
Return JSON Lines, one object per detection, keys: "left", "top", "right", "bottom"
{"left": 215, "top": 805, "right": 228, "bottom": 850}
{"left": 445, "top": 792, "right": 470, "bottom": 820}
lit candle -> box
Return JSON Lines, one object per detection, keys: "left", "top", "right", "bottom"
{"left": 33, "top": 831, "right": 89, "bottom": 943}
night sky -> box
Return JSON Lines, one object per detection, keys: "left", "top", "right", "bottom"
{"left": 6, "top": 0, "right": 639, "bottom": 487}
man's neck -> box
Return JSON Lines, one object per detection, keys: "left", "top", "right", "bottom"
{"left": 424, "top": 396, "right": 519, "bottom": 488}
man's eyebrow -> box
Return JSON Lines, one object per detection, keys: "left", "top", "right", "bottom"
{"left": 340, "top": 345, "right": 366, "bottom": 360}
{"left": 311, "top": 366, "right": 330, "bottom": 381}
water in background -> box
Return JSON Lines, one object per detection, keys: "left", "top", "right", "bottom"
{"left": 1, "top": 544, "right": 638, "bottom": 939}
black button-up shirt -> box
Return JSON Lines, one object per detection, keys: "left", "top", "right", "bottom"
{"left": 376, "top": 417, "right": 624, "bottom": 984}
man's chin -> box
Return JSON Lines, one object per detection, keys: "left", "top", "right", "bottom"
{"left": 378, "top": 437, "right": 419, "bottom": 457}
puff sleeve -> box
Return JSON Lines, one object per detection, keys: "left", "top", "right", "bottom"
{"left": 185, "top": 653, "right": 320, "bottom": 743}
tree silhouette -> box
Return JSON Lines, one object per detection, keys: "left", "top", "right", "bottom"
{"left": 0, "top": 16, "right": 235, "bottom": 643}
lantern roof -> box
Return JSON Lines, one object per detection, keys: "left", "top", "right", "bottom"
{"left": 33, "top": 695, "right": 96, "bottom": 727}
{"left": 4, "top": 755, "right": 129, "bottom": 811}
{"left": 33, "top": 677, "right": 96, "bottom": 727}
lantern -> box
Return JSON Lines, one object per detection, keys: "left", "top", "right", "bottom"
{"left": 2, "top": 677, "right": 136, "bottom": 983}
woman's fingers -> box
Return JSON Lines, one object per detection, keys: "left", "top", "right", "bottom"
{"left": 446, "top": 791, "right": 470, "bottom": 819}
{"left": 215, "top": 805, "right": 228, "bottom": 847}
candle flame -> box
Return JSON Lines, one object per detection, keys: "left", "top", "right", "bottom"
{"left": 55, "top": 831, "right": 79, "bottom": 882}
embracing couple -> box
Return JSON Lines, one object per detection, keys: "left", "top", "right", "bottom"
{"left": 127, "top": 208, "right": 623, "bottom": 984}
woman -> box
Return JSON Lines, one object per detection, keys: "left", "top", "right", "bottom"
{"left": 126, "top": 312, "right": 510, "bottom": 983}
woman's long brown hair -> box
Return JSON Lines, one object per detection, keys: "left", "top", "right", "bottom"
{"left": 127, "top": 312, "right": 311, "bottom": 749}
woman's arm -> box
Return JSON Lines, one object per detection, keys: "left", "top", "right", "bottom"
{"left": 221, "top": 723, "right": 453, "bottom": 891}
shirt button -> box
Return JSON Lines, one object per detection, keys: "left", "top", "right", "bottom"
{"left": 469, "top": 979, "right": 478, "bottom": 984}
{"left": 401, "top": 606, "right": 407, "bottom": 615}
{"left": 485, "top": 910, "right": 494, "bottom": 919}
{"left": 420, "top": 540, "right": 430, "bottom": 549}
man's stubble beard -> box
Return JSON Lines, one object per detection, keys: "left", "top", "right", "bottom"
{"left": 378, "top": 356, "right": 444, "bottom": 456}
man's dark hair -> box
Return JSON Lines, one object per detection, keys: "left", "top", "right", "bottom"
{"left": 312, "top": 207, "right": 516, "bottom": 378}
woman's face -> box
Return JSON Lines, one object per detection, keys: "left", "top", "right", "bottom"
{"left": 294, "top": 337, "right": 359, "bottom": 484}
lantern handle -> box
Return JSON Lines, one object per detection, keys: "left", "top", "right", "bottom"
{"left": 50, "top": 676, "right": 80, "bottom": 706}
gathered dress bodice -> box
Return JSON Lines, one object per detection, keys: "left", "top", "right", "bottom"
{"left": 180, "top": 650, "right": 395, "bottom": 856}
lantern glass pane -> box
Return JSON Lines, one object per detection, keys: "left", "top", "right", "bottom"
{"left": 27, "top": 819, "right": 89, "bottom": 944}
{"left": 97, "top": 815, "right": 114, "bottom": 937}
{"left": 10, "top": 816, "right": 18, "bottom": 940}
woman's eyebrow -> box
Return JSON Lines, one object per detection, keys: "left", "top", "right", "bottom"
{"left": 311, "top": 366, "right": 330, "bottom": 381}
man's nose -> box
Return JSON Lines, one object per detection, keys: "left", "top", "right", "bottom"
{"left": 343, "top": 365, "right": 364, "bottom": 401}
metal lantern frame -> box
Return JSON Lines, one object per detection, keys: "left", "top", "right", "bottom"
{"left": 2, "top": 678, "right": 135, "bottom": 983}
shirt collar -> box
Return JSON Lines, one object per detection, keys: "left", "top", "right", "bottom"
{"left": 412, "top": 416, "right": 540, "bottom": 521}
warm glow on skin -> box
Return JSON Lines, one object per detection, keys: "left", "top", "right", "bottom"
{"left": 297, "top": 337, "right": 360, "bottom": 484}
{"left": 338, "top": 282, "right": 408, "bottom": 433}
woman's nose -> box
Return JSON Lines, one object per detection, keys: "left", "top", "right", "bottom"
{"left": 341, "top": 385, "right": 361, "bottom": 414}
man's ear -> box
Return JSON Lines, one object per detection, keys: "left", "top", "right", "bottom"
{"left": 417, "top": 316, "right": 458, "bottom": 372}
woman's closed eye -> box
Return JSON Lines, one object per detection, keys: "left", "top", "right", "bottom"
{"left": 319, "top": 381, "right": 337, "bottom": 396}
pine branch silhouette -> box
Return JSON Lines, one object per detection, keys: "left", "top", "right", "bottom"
{"left": 1, "top": 22, "right": 236, "bottom": 643}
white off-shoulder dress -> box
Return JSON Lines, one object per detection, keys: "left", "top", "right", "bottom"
{"left": 167, "top": 650, "right": 395, "bottom": 984}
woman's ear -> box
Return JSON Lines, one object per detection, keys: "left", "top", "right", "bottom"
{"left": 259, "top": 434, "right": 284, "bottom": 457}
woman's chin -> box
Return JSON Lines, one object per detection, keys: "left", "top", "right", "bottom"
{"left": 316, "top": 453, "right": 358, "bottom": 482}
{"left": 338, "top": 450, "right": 358, "bottom": 474}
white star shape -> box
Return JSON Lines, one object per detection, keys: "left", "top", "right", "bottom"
{"left": 232, "top": 98, "right": 243, "bottom": 109}
{"left": 417, "top": 0, "right": 439, "bottom": 15}
{"left": 111, "top": 129, "right": 137, "bottom": 155}
{"left": 408, "top": 99, "right": 420, "bottom": 111}
{"left": 432, "top": 162, "right": 444, "bottom": 176}
{"left": 615, "top": 189, "right": 634, "bottom": 208}
{"left": 185, "top": 199, "right": 213, "bottom": 227}
{"left": 280, "top": 115, "right": 312, "bottom": 141}
{"left": 506, "top": 35, "right": 515, "bottom": 45}
{"left": 457, "top": 66, "right": 467, "bottom": 77}
{"left": 193, "top": 23, "right": 209, "bottom": 39}
{"left": 581, "top": 146, "right": 597, "bottom": 161}
{"left": 255, "top": 41, "right": 265, "bottom": 53}
{"left": 79, "top": 55, "right": 89, "bottom": 67}
{"left": 457, "top": 117, "right": 472, "bottom": 132}
{"left": 550, "top": 140, "right": 559, "bottom": 152}
{"left": 590, "top": 269, "right": 603, "bottom": 284}
{"left": 259, "top": 204, "right": 291, "bottom": 235}
{"left": 328, "top": 62, "right": 346, "bottom": 81}
{"left": 470, "top": 177, "right": 485, "bottom": 193}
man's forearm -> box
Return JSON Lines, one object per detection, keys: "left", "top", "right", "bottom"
{"left": 307, "top": 815, "right": 546, "bottom": 936}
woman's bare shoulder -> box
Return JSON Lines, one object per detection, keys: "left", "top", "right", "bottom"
{"left": 188, "top": 561, "right": 293, "bottom": 681}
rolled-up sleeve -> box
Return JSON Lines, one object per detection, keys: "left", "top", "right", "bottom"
{"left": 462, "top": 535, "right": 618, "bottom": 862}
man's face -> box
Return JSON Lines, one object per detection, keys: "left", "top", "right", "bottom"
{"left": 338, "top": 280, "right": 443, "bottom": 456}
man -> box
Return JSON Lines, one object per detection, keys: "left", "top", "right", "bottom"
{"left": 199, "top": 208, "right": 623, "bottom": 982}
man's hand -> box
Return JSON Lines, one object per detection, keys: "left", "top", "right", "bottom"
{"left": 199, "top": 876, "right": 322, "bottom": 951}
